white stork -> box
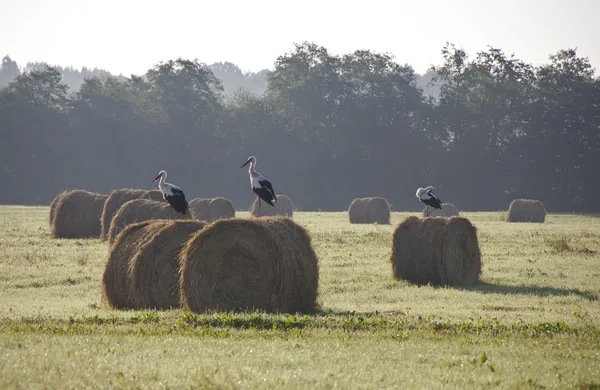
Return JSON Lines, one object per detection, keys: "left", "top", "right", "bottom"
{"left": 153, "top": 170, "right": 189, "bottom": 215}
{"left": 240, "top": 156, "right": 276, "bottom": 215}
{"left": 416, "top": 186, "right": 442, "bottom": 217}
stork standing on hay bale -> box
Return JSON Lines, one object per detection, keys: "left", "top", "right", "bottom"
{"left": 153, "top": 170, "right": 189, "bottom": 216}
{"left": 241, "top": 156, "right": 277, "bottom": 216}
{"left": 416, "top": 186, "right": 442, "bottom": 217}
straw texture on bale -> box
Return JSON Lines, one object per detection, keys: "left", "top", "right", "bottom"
{"left": 423, "top": 203, "right": 460, "bottom": 218}
{"left": 51, "top": 190, "right": 108, "bottom": 239}
{"left": 190, "top": 197, "right": 235, "bottom": 221}
{"left": 107, "top": 199, "right": 191, "bottom": 245}
{"left": 250, "top": 194, "right": 293, "bottom": 218}
{"left": 49, "top": 190, "right": 69, "bottom": 228}
{"left": 348, "top": 197, "right": 391, "bottom": 224}
{"left": 129, "top": 220, "right": 206, "bottom": 310}
{"left": 101, "top": 220, "right": 170, "bottom": 309}
{"left": 506, "top": 199, "right": 547, "bottom": 223}
{"left": 180, "top": 217, "right": 318, "bottom": 314}
{"left": 391, "top": 216, "right": 481, "bottom": 286}
{"left": 100, "top": 189, "right": 164, "bottom": 240}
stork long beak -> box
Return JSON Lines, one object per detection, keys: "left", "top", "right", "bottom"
{"left": 152, "top": 175, "right": 161, "bottom": 182}
{"left": 240, "top": 159, "right": 251, "bottom": 168}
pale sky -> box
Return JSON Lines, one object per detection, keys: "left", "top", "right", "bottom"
{"left": 1, "top": 0, "right": 598, "bottom": 76}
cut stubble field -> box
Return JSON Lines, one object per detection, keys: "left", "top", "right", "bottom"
{"left": 0, "top": 206, "right": 599, "bottom": 389}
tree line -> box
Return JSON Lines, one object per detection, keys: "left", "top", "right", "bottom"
{"left": 1, "top": 42, "right": 598, "bottom": 212}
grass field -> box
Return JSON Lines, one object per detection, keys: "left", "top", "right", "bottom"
{"left": 1, "top": 206, "right": 599, "bottom": 389}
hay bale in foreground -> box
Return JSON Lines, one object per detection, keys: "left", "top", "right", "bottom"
{"left": 250, "top": 194, "right": 293, "bottom": 218}
{"left": 101, "top": 220, "right": 171, "bottom": 309}
{"left": 506, "top": 199, "right": 546, "bottom": 223}
{"left": 49, "top": 190, "right": 70, "bottom": 228}
{"left": 51, "top": 190, "right": 108, "bottom": 239}
{"left": 391, "top": 216, "right": 481, "bottom": 286}
{"left": 348, "top": 197, "right": 391, "bottom": 224}
{"left": 107, "top": 199, "right": 192, "bottom": 246}
{"left": 423, "top": 203, "right": 460, "bottom": 218}
{"left": 190, "top": 197, "right": 235, "bottom": 221}
{"left": 129, "top": 220, "right": 206, "bottom": 309}
{"left": 100, "top": 189, "right": 165, "bottom": 240}
{"left": 180, "top": 217, "right": 318, "bottom": 314}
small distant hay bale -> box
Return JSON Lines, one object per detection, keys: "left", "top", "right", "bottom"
{"left": 180, "top": 217, "right": 318, "bottom": 314}
{"left": 423, "top": 203, "right": 460, "bottom": 218}
{"left": 129, "top": 220, "right": 206, "bottom": 309}
{"left": 101, "top": 220, "right": 170, "bottom": 309}
{"left": 348, "top": 197, "right": 391, "bottom": 224}
{"left": 250, "top": 194, "right": 293, "bottom": 218}
{"left": 100, "top": 189, "right": 165, "bottom": 240}
{"left": 49, "top": 190, "right": 70, "bottom": 228}
{"left": 190, "top": 197, "right": 235, "bottom": 221}
{"left": 51, "top": 190, "right": 108, "bottom": 239}
{"left": 107, "top": 199, "right": 192, "bottom": 246}
{"left": 506, "top": 199, "right": 546, "bottom": 223}
{"left": 391, "top": 216, "right": 481, "bottom": 286}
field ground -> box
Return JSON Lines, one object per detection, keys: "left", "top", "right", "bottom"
{"left": 0, "top": 206, "right": 599, "bottom": 388}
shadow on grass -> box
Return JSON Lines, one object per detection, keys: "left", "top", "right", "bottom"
{"left": 458, "top": 281, "right": 598, "bottom": 301}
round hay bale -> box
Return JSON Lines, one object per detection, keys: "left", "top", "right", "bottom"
{"left": 101, "top": 220, "right": 170, "bottom": 309}
{"left": 250, "top": 195, "right": 293, "bottom": 218}
{"left": 107, "top": 199, "right": 192, "bottom": 246}
{"left": 391, "top": 216, "right": 481, "bottom": 286}
{"left": 506, "top": 199, "right": 547, "bottom": 223}
{"left": 180, "top": 217, "right": 318, "bottom": 314}
{"left": 423, "top": 203, "right": 460, "bottom": 218}
{"left": 49, "top": 190, "right": 70, "bottom": 228}
{"left": 100, "top": 189, "right": 165, "bottom": 240}
{"left": 129, "top": 220, "right": 207, "bottom": 310}
{"left": 190, "top": 197, "right": 235, "bottom": 221}
{"left": 349, "top": 197, "right": 391, "bottom": 224}
{"left": 51, "top": 190, "right": 108, "bottom": 239}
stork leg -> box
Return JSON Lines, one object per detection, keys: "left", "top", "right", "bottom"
{"left": 425, "top": 205, "right": 430, "bottom": 217}
{"left": 258, "top": 197, "right": 262, "bottom": 217}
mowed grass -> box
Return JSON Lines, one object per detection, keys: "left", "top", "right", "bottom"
{"left": 0, "top": 206, "right": 599, "bottom": 389}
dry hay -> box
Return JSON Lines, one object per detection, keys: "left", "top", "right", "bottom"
{"left": 348, "top": 197, "right": 391, "bottom": 224}
{"left": 250, "top": 194, "right": 293, "bottom": 218}
{"left": 107, "top": 199, "right": 192, "bottom": 246}
{"left": 391, "top": 216, "right": 481, "bottom": 286}
{"left": 100, "top": 189, "right": 165, "bottom": 240}
{"left": 51, "top": 190, "right": 108, "bottom": 239}
{"left": 190, "top": 197, "right": 235, "bottom": 221}
{"left": 129, "top": 220, "right": 206, "bottom": 310}
{"left": 101, "top": 220, "right": 171, "bottom": 309}
{"left": 423, "top": 203, "right": 460, "bottom": 218}
{"left": 49, "top": 190, "right": 70, "bottom": 228}
{"left": 506, "top": 199, "right": 547, "bottom": 223}
{"left": 180, "top": 217, "right": 318, "bottom": 314}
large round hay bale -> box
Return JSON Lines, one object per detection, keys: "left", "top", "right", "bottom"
{"left": 424, "top": 203, "right": 460, "bottom": 218}
{"left": 506, "top": 199, "right": 546, "bottom": 223}
{"left": 107, "top": 199, "right": 192, "bottom": 246}
{"left": 51, "top": 190, "right": 108, "bottom": 239}
{"left": 49, "top": 190, "right": 70, "bottom": 228}
{"left": 250, "top": 195, "right": 293, "bottom": 218}
{"left": 100, "top": 189, "right": 165, "bottom": 240}
{"left": 391, "top": 216, "right": 481, "bottom": 286}
{"left": 129, "top": 220, "right": 206, "bottom": 310}
{"left": 101, "top": 220, "right": 170, "bottom": 309}
{"left": 190, "top": 197, "right": 235, "bottom": 221}
{"left": 180, "top": 217, "right": 318, "bottom": 314}
{"left": 348, "top": 197, "right": 391, "bottom": 224}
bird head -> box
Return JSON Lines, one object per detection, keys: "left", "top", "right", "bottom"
{"left": 240, "top": 156, "right": 256, "bottom": 168}
{"left": 153, "top": 170, "right": 166, "bottom": 182}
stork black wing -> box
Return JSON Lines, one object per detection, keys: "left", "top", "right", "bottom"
{"left": 259, "top": 179, "right": 276, "bottom": 200}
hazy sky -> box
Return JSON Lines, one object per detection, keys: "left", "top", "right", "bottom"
{"left": 1, "top": 0, "right": 598, "bottom": 76}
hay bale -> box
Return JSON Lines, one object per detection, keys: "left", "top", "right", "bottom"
{"left": 348, "top": 197, "right": 391, "bottom": 224}
{"left": 180, "top": 217, "right": 318, "bottom": 314}
{"left": 51, "top": 190, "right": 108, "bottom": 239}
{"left": 129, "top": 220, "right": 207, "bottom": 309}
{"left": 49, "top": 190, "right": 69, "bottom": 228}
{"left": 100, "top": 189, "right": 165, "bottom": 240}
{"left": 107, "top": 199, "right": 192, "bottom": 246}
{"left": 190, "top": 197, "right": 235, "bottom": 221}
{"left": 101, "top": 220, "right": 170, "bottom": 309}
{"left": 391, "top": 216, "right": 481, "bottom": 286}
{"left": 506, "top": 199, "right": 547, "bottom": 223}
{"left": 250, "top": 194, "right": 293, "bottom": 218}
{"left": 423, "top": 203, "right": 460, "bottom": 218}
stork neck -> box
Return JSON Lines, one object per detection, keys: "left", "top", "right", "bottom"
{"left": 248, "top": 161, "right": 257, "bottom": 176}
{"left": 158, "top": 174, "right": 166, "bottom": 190}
